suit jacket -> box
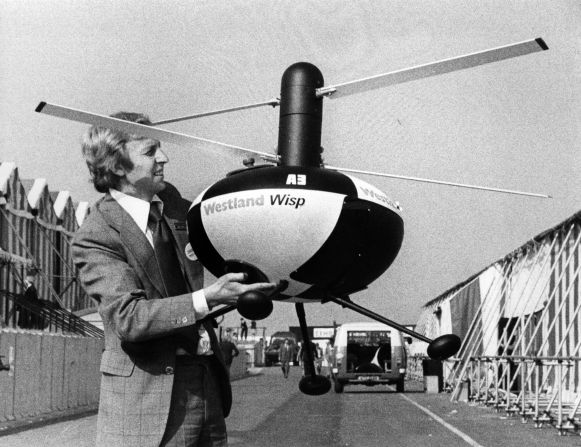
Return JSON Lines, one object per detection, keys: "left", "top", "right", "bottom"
{"left": 279, "top": 344, "right": 294, "bottom": 363}
{"left": 72, "top": 185, "right": 232, "bottom": 447}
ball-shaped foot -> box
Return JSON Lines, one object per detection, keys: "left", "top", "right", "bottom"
{"left": 237, "top": 291, "right": 273, "bottom": 320}
{"left": 298, "top": 375, "right": 332, "bottom": 396}
{"left": 427, "top": 334, "right": 461, "bottom": 360}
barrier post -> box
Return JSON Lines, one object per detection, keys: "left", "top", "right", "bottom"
{"left": 533, "top": 360, "right": 541, "bottom": 426}
{"left": 519, "top": 360, "right": 526, "bottom": 420}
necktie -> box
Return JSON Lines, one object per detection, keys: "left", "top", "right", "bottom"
{"left": 148, "top": 202, "right": 188, "bottom": 297}
{"left": 149, "top": 202, "right": 198, "bottom": 355}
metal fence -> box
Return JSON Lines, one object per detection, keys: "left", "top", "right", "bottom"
{"left": 1, "top": 290, "right": 103, "bottom": 338}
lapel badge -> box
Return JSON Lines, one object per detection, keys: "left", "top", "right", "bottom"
{"left": 173, "top": 221, "right": 187, "bottom": 232}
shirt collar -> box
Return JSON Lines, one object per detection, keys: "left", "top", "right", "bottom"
{"left": 110, "top": 189, "right": 163, "bottom": 234}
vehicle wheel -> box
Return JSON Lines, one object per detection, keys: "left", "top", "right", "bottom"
{"left": 334, "top": 380, "right": 344, "bottom": 393}
{"left": 395, "top": 378, "right": 405, "bottom": 393}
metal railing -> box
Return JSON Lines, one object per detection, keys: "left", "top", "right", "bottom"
{"left": 462, "top": 355, "right": 581, "bottom": 435}
{"left": 1, "top": 289, "right": 103, "bottom": 338}
{"left": 421, "top": 218, "right": 581, "bottom": 436}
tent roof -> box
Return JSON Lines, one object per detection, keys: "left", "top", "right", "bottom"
{"left": 423, "top": 209, "right": 581, "bottom": 308}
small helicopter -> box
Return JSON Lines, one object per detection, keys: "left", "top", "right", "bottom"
{"left": 36, "top": 37, "right": 549, "bottom": 395}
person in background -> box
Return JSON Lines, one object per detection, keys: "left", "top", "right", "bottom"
{"left": 240, "top": 318, "right": 248, "bottom": 340}
{"left": 72, "top": 111, "right": 275, "bottom": 447}
{"left": 296, "top": 340, "right": 319, "bottom": 376}
{"left": 219, "top": 334, "right": 239, "bottom": 373}
{"left": 278, "top": 338, "right": 293, "bottom": 379}
{"left": 17, "top": 271, "right": 41, "bottom": 329}
{"left": 321, "top": 339, "right": 333, "bottom": 377}
{"left": 296, "top": 341, "right": 303, "bottom": 367}
{"left": 315, "top": 343, "right": 324, "bottom": 374}
{"left": 257, "top": 337, "right": 265, "bottom": 365}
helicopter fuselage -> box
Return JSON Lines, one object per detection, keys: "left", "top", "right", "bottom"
{"left": 187, "top": 164, "right": 404, "bottom": 302}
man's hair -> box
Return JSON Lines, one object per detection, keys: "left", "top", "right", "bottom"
{"left": 81, "top": 112, "right": 152, "bottom": 193}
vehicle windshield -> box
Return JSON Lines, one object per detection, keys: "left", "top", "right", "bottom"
{"left": 347, "top": 330, "right": 391, "bottom": 346}
{"left": 269, "top": 335, "right": 295, "bottom": 350}
{"left": 270, "top": 339, "right": 283, "bottom": 349}
{"left": 346, "top": 330, "right": 392, "bottom": 373}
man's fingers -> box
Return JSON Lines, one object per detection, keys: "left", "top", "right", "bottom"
{"left": 223, "top": 272, "right": 247, "bottom": 283}
{"left": 242, "top": 282, "right": 277, "bottom": 292}
{"left": 221, "top": 273, "right": 276, "bottom": 289}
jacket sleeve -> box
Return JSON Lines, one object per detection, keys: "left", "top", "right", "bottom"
{"left": 72, "top": 222, "right": 201, "bottom": 343}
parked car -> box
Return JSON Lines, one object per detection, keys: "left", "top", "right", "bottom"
{"left": 264, "top": 331, "right": 298, "bottom": 366}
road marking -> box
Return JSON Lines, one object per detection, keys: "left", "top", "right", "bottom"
{"left": 398, "top": 393, "right": 486, "bottom": 447}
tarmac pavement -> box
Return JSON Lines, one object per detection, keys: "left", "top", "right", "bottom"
{"left": 1, "top": 366, "right": 581, "bottom": 446}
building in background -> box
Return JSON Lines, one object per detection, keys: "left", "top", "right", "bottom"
{"left": 415, "top": 210, "right": 581, "bottom": 434}
{"left": 0, "top": 161, "right": 98, "bottom": 333}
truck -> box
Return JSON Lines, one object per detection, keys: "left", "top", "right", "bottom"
{"left": 330, "top": 322, "right": 407, "bottom": 393}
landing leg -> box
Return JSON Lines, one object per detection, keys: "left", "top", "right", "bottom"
{"left": 295, "top": 303, "right": 331, "bottom": 395}
{"left": 200, "top": 304, "right": 237, "bottom": 324}
{"left": 328, "top": 295, "right": 461, "bottom": 361}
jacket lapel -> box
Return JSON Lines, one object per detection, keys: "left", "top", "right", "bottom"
{"left": 165, "top": 214, "right": 203, "bottom": 292}
{"left": 98, "top": 194, "right": 167, "bottom": 297}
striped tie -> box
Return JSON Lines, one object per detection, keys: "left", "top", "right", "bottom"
{"left": 148, "top": 202, "right": 188, "bottom": 297}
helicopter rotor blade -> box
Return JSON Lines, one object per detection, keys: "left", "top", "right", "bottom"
{"left": 317, "top": 38, "right": 548, "bottom": 99}
{"left": 35, "top": 102, "right": 278, "bottom": 160}
{"left": 151, "top": 98, "right": 281, "bottom": 125}
{"left": 325, "top": 164, "right": 551, "bottom": 199}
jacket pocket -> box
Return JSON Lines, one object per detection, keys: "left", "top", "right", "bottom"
{"left": 100, "top": 349, "right": 136, "bottom": 377}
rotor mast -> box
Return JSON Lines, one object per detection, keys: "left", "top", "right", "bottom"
{"left": 278, "top": 62, "right": 324, "bottom": 167}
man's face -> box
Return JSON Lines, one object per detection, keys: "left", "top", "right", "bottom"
{"left": 118, "top": 138, "right": 168, "bottom": 200}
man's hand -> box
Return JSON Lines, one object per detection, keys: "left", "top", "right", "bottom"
{"left": 204, "top": 273, "right": 276, "bottom": 308}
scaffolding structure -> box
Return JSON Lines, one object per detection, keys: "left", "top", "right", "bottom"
{"left": 415, "top": 210, "right": 581, "bottom": 435}
{"left": 0, "top": 161, "right": 95, "bottom": 330}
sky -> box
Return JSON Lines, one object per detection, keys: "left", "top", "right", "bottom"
{"left": 1, "top": 0, "right": 579, "bottom": 338}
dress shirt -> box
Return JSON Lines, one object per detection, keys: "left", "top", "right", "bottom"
{"left": 110, "top": 188, "right": 212, "bottom": 355}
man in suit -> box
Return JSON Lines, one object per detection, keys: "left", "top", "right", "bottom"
{"left": 218, "top": 334, "right": 239, "bottom": 373}
{"left": 17, "top": 271, "right": 41, "bottom": 329}
{"left": 72, "top": 112, "right": 275, "bottom": 447}
{"left": 278, "top": 338, "right": 294, "bottom": 379}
